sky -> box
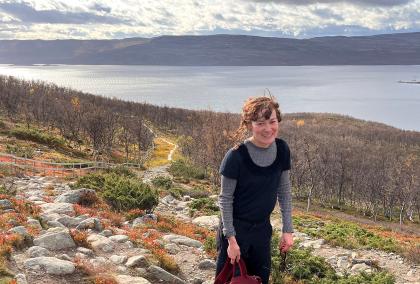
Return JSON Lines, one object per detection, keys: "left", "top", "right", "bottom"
{"left": 0, "top": 0, "right": 419, "bottom": 40}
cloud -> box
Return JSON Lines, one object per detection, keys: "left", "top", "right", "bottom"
{"left": 247, "top": 0, "right": 413, "bottom": 6}
{"left": 0, "top": 0, "right": 418, "bottom": 39}
{"left": 0, "top": 1, "right": 127, "bottom": 24}
{"left": 91, "top": 3, "right": 111, "bottom": 13}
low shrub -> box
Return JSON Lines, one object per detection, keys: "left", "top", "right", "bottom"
{"left": 101, "top": 173, "right": 158, "bottom": 212}
{"left": 10, "top": 127, "right": 65, "bottom": 149}
{"left": 189, "top": 197, "right": 219, "bottom": 215}
{"left": 151, "top": 176, "right": 173, "bottom": 190}
{"left": 104, "top": 165, "right": 136, "bottom": 178}
{"left": 5, "top": 144, "right": 35, "bottom": 159}
{"left": 169, "top": 159, "right": 206, "bottom": 180}
{"left": 72, "top": 173, "right": 105, "bottom": 191}
{"left": 77, "top": 191, "right": 99, "bottom": 207}
{"left": 70, "top": 229, "right": 91, "bottom": 249}
{"left": 204, "top": 235, "right": 217, "bottom": 258}
{"left": 293, "top": 215, "right": 398, "bottom": 252}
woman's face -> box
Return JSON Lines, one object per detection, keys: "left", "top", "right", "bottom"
{"left": 249, "top": 109, "right": 279, "bottom": 148}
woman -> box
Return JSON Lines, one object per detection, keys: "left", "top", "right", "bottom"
{"left": 216, "top": 96, "right": 294, "bottom": 284}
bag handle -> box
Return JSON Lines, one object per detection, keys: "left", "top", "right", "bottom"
{"left": 230, "top": 259, "right": 248, "bottom": 278}
{"left": 214, "top": 259, "right": 233, "bottom": 284}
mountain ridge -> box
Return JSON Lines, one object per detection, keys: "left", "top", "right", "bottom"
{"left": 1, "top": 32, "right": 420, "bottom": 65}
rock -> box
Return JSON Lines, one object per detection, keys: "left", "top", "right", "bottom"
{"left": 89, "top": 257, "right": 108, "bottom": 269}
{"left": 100, "top": 229, "right": 113, "bottom": 237}
{"left": 26, "top": 246, "right": 51, "bottom": 258}
{"left": 115, "top": 274, "right": 151, "bottom": 284}
{"left": 198, "top": 259, "right": 216, "bottom": 270}
{"left": 56, "top": 216, "right": 83, "bottom": 228}
{"left": 133, "top": 217, "right": 144, "bottom": 227}
{"left": 183, "top": 195, "right": 191, "bottom": 201}
{"left": 164, "top": 243, "right": 180, "bottom": 254}
{"left": 110, "top": 255, "right": 128, "bottom": 264}
{"left": 47, "top": 220, "right": 66, "bottom": 228}
{"left": 351, "top": 258, "right": 375, "bottom": 266}
{"left": 126, "top": 255, "right": 149, "bottom": 268}
{"left": 109, "top": 234, "right": 129, "bottom": 243}
{"left": 33, "top": 231, "right": 76, "bottom": 250}
{"left": 147, "top": 265, "right": 187, "bottom": 284}
{"left": 77, "top": 247, "right": 94, "bottom": 256}
{"left": 143, "top": 214, "right": 157, "bottom": 222}
{"left": 8, "top": 226, "right": 33, "bottom": 243}
{"left": 76, "top": 217, "right": 103, "bottom": 231}
{"left": 300, "top": 239, "right": 324, "bottom": 249}
{"left": 192, "top": 278, "right": 204, "bottom": 284}
{"left": 116, "top": 266, "right": 127, "bottom": 273}
{"left": 54, "top": 188, "right": 96, "bottom": 204}
{"left": 192, "top": 215, "right": 219, "bottom": 230}
{"left": 162, "top": 234, "right": 202, "bottom": 248}
{"left": 87, "top": 234, "right": 115, "bottom": 253}
{"left": 15, "top": 273, "right": 27, "bottom": 284}
{"left": 351, "top": 263, "right": 371, "bottom": 273}
{"left": 162, "top": 195, "right": 176, "bottom": 205}
{"left": 57, "top": 254, "right": 72, "bottom": 261}
{"left": 40, "top": 203, "right": 75, "bottom": 215}
{"left": 40, "top": 213, "right": 62, "bottom": 223}
{"left": 27, "top": 218, "right": 43, "bottom": 230}
{"left": 24, "top": 257, "right": 75, "bottom": 275}
{"left": 0, "top": 199, "right": 13, "bottom": 210}
{"left": 123, "top": 241, "right": 134, "bottom": 248}
{"left": 337, "top": 256, "right": 350, "bottom": 269}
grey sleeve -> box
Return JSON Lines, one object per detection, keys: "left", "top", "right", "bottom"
{"left": 218, "top": 175, "right": 237, "bottom": 237}
{"left": 278, "top": 170, "right": 294, "bottom": 233}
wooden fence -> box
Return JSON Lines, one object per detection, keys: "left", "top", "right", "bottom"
{"left": 0, "top": 150, "right": 152, "bottom": 177}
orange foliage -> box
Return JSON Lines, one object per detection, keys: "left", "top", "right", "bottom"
{"left": 70, "top": 229, "right": 91, "bottom": 249}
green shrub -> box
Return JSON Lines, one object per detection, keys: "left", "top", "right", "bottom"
{"left": 169, "top": 159, "right": 206, "bottom": 179}
{"left": 10, "top": 127, "right": 65, "bottom": 148}
{"left": 104, "top": 165, "right": 136, "bottom": 178}
{"left": 293, "top": 215, "right": 398, "bottom": 252}
{"left": 189, "top": 197, "right": 219, "bottom": 215}
{"left": 101, "top": 173, "right": 158, "bottom": 212}
{"left": 72, "top": 173, "right": 105, "bottom": 191}
{"left": 204, "top": 235, "right": 217, "bottom": 256}
{"left": 151, "top": 176, "right": 173, "bottom": 190}
{"left": 170, "top": 185, "right": 210, "bottom": 199}
{"left": 5, "top": 144, "right": 35, "bottom": 158}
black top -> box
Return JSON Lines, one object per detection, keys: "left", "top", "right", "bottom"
{"left": 219, "top": 138, "right": 291, "bottom": 224}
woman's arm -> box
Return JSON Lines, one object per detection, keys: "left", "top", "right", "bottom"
{"left": 277, "top": 170, "right": 294, "bottom": 252}
{"left": 219, "top": 175, "right": 237, "bottom": 237}
{"left": 277, "top": 170, "right": 293, "bottom": 233}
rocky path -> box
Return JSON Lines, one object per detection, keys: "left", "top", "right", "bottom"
{"left": 2, "top": 175, "right": 217, "bottom": 284}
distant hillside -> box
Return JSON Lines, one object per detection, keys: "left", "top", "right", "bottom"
{"left": 1, "top": 32, "right": 420, "bottom": 65}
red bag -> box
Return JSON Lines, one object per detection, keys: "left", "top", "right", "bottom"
{"left": 214, "top": 259, "right": 262, "bottom": 284}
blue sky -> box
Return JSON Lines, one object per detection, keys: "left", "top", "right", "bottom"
{"left": 0, "top": 0, "right": 419, "bottom": 39}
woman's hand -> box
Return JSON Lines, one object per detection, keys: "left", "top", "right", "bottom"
{"left": 227, "top": 236, "right": 241, "bottom": 264}
{"left": 279, "top": 232, "right": 293, "bottom": 253}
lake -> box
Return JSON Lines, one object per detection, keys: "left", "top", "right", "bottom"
{"left": 0, "top": 65, "right": 419, "bottom": 131}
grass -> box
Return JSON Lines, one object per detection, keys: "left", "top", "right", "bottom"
{"left": 144, "top": 137, "right": 174, "bottom": 168}
{"left": 169, "top": 159, "right": 206, "bottom": 180}
{"left": 292, "top": 212, "right": 399, "bottom": 253}
{"left": 270, "top": 232, "right": 396, "bottom": 284}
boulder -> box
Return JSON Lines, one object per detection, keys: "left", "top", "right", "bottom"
{"left": 162, "top": 234, "right": 202, "bottom": 248}
{"left": 24, "top": 257, "right": 75, "bottom": 275}
{"left": 147, "top": 265, "right": 186, "bottom": 284}
{"left": 115, "top": 275, "right": 151, "bottom": 284}
{"left": 54, "top": 188, "right": 96, "bottom": 204}
{"left": 33, "top": 231, "right": 76, "bottom": 250}
{"left": 192, "top": 215, "right": 219, "bottom": 230}
{"left": 40, "top": 203, "right": 74, "bottom": 215}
